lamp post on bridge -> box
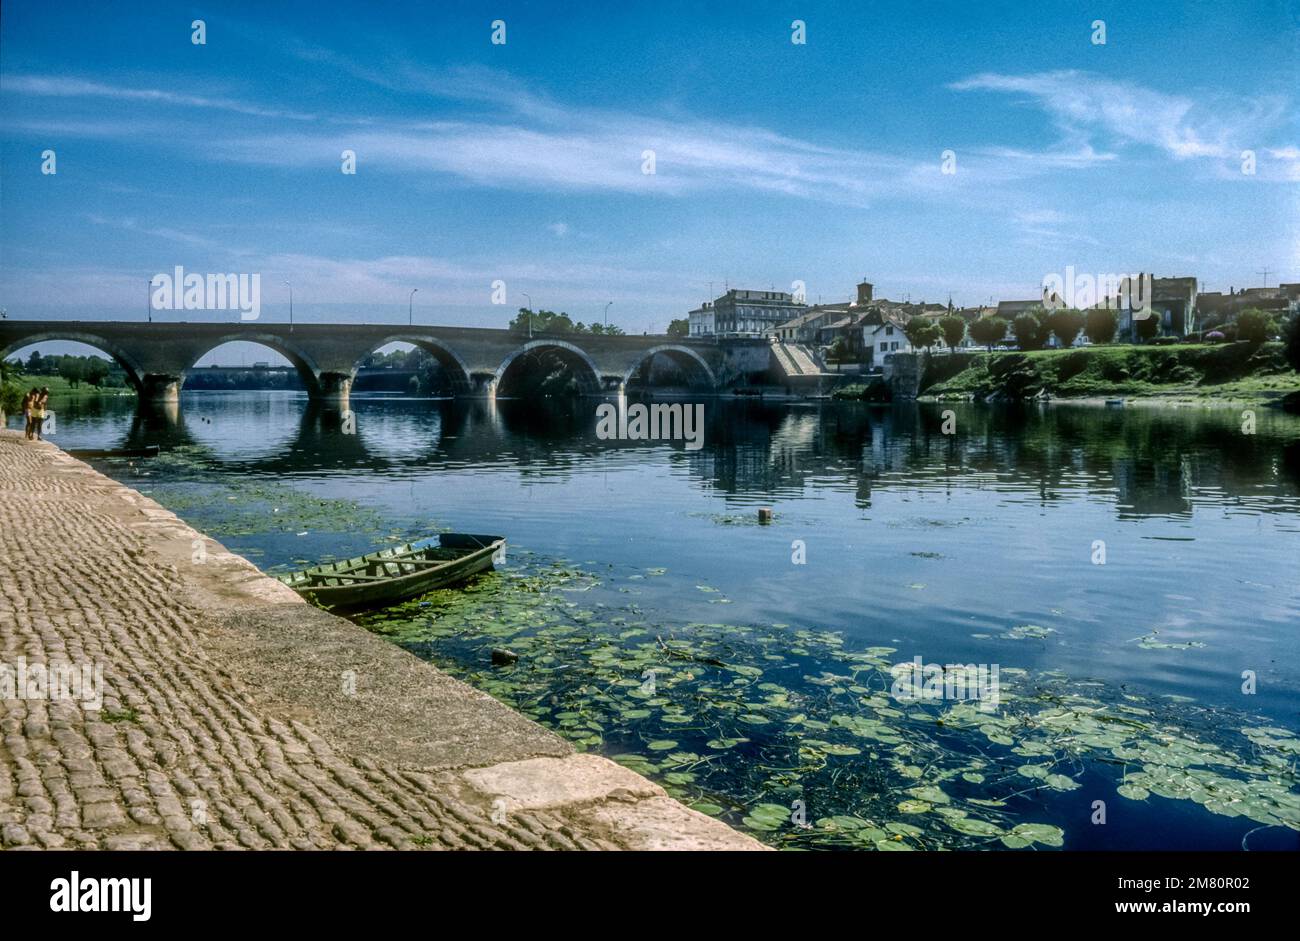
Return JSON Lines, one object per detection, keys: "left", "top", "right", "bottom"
{"left": 284, "top": 281, "right": 293, "bottom": 330}
{"left": 146, "top": 278, "right": 156, "bottom": 323}
{"left": 409, "top": 288, "right": 418, "bottom": 326}
{"left": 522, "top": 293, "right": 533, "bottom": 339}
{"left": 604, "top": 300, "right": 613, "bottom": 332}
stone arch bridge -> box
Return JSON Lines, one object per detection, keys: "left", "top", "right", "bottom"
{"left": 0, "top": 321, "right": 762, "bottom": 403}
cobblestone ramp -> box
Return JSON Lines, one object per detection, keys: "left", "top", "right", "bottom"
{"left": 0, "top": 432, "right": 764, "bottom": 851}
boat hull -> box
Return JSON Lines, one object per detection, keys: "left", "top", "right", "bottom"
{"left": 278, "top": 533, "right": 504, "bottom": 609}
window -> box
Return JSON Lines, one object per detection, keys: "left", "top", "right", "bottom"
{"left": 880, "top": 341, "right": 887, "bottom": 351}
{"left": 885, "top": 325, "right": 894, "bottom": 335}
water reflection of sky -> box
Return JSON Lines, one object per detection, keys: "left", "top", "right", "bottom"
{"left": 28, "top": 391, "right": 1300, "bottom": 730}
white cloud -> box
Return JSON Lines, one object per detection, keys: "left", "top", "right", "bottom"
{"left": 207, "top": 116, "right": 921, "bottom": 208}
{"left": 950, "top": 70, "right": 1289, "bottom": 164}
{"left": 5, "top": 75, "right": 316, "bottom": 121}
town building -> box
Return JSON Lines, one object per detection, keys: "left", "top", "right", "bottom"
{"left": 1196, "top": 283, "right": 1298, "bottom": 327}
{"left": 1150, "top": 277, "right": 1198, "bottom": 336}
{"left": 860, "top": 309, "right": 913, "bottom": 365}
{"left": 774, "top": 305, "right": 850, "bottom": 343}
{"left": 1103, "top": 273, "right": 1198, "bottom": 340}
{"left": 687, "top": 301, "right": 715, "bottom": 338}
{"left": 689, "top": 288, "right": 807, "bottom": 339}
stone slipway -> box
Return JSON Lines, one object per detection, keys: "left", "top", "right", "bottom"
{"left": 0, "top": 431, "right": 764, "bottom": 851}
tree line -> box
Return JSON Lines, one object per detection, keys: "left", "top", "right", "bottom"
{"left": 903, "top": 306, "right": 1287, "bottom": 354}
{"left": 508, "top": 308, "right": 626, "bottom": 336}
{"left": 12, "top": 351, "right": 130, "bottom": 388}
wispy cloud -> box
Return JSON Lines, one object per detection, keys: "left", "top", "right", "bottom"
{"left": 17, "top": 62, "right": 1225, "bottom": 210}
{"left": 1008, "top": 208, "right": 1101, "bottom": 248}
{"left": 5, "top": 75, "right": 316, "bottom": 121}
{"left": 950, "top": 70, "right": 1290, "bottom": 164}
{"left": 85, "top": 214, "right": 234, "bottom": 252}
{"left": 4, "top": 62, "right": 954, "bottom": 207}
{"left": 208, "top": 115, "right": 923, "bottom": 207}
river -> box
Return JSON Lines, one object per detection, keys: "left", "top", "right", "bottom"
{"left": 18, "top": 390, "right": 1300, "bottom": 851}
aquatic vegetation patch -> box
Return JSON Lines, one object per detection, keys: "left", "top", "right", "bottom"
{"left": 355, "top": 556, "right": 1300, "bottom": 851}
{"left": 106, "top": 448, "right": 401, "bottom": 545}
{"left": 688, "top": 511, "right": 779, "bottom": 527}
{"left": 1133, "top": 630, "right": 1207, "bottom": 651}
{"left": 1002, "top": 624, "right": 1056, "bottom": 641}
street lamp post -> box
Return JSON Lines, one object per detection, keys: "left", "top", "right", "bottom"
{"left": 604, "top": 301, "right": 613, "bottom": 332}
{"left": 409, "top": 288, "right": 418, "bottom": 326}
{"left": 522, "top": 293, "right": 533, "bottom": 339}
{"left": 284, "top": 281, "right": 293, "bottom": 329}
{"left": 147, "top": 278, "right": 154, "bottom": 323}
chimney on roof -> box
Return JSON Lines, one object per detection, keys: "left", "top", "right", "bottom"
{"left": 856, "top": 280, "right": 873, "bottom": 304}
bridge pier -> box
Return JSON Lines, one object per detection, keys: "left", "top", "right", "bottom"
{"left": 313, "top": 372, "right": 352, "bottom": 406}
{"left": 141, "top": 374, "right": 183, "bottom": 402}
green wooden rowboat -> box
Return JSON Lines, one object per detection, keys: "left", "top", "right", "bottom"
{"left": 277, "top": 533, "right": 505, "bottom": 609}
{"left": 69, "top": 445, "right": 161, "bottom": 459}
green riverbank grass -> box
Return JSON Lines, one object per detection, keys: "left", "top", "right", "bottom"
{"left": 923, "top": 342, "right": 1298, "bottom": 403}
{"left": 14, "top": 376, "right": 135, "bottom": 399}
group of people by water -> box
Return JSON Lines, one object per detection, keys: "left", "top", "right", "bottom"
{"left": 19, "top": 387, "right": 50, "bottom": 440}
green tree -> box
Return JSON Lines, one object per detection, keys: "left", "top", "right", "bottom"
{"left": 1236, "top": 308, "right": 1276, "bottom": 346}
{"left": 666, "top": 318, "right": 689, "bottom": 338}
{"left": 1284, "top": 315, "right": 1300, "bottom": 373}
{"left": 904, "top": 319, "right": 941, "bottom": 352}
{"left": 84, "top": 357, "right": 111, "bottom": 388}
{"left": 1, "top": 358, "right": 24, "bottom": 416}
{"left": 58, "top": 357, "right": 86, "bottom": 387}
{"left": 1046, "top": 309, "right": 1085, "bottom": 348}
{"left": 509, "top": 308, "right": 625, "bottom": 336}
{"left": 938, "top": 315, "right": 967, "bottom": 351}
{"left": 968, "top": 316, "right": 1007, "bottom": 351}
{"left": 1012, "top": 310, "right": 1050, "bottom": 351}
{"left": 1084, "top": 307, "right": 1118, "bottom": 345}
{"left": 509, "top": 308, "right": 576, "bottom": 335}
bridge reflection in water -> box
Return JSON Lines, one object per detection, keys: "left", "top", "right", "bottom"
{"left": 44, "top": 391, "right": 1300, "bottom": 522}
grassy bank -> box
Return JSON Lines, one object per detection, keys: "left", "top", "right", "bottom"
{"left": 7, "top": 376, "right": 135, "bottom": 399}
{"left": 922, "top": 342, "right": 1298, "bottom": 402}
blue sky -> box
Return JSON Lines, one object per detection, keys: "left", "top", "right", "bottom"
{"left": 2, "top": 0, "right": 1298, "bottom": 354}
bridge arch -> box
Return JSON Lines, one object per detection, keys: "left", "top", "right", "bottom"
{"left": 185, "top": 333, "right": 323, "bottom": 395}
{"left": 352, "top": 334, "right": 473, "bottom": 395}
{"left": 622, "top": 345, "right": 717, "bottom": 390}
{"left": 0, "top": 332, "right": 147, "bottom": 393}
{"left": 493, "top": 340, "right": 603, "bottom": 396}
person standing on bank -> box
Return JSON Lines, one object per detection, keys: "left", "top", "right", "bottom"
{"left": 22, "top": 388, "right": 37, "bottom": 439}
{"left": 31, "top": 387, "right": 49, "bottom": 440}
